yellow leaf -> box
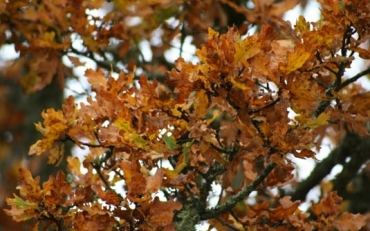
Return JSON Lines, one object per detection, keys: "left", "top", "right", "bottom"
{"left": 67, "top": 156, "right": 82, "bottom": 176}
{"left": 295, "top": 15, "right": 310, "bottom": 34}
{"left": 227, "top": 75, "right": 251, "bottom": 90}
{"left": 280, "top": 45, "right": 311, "bottom": 74}
{"left": 114, "top": 118, "right": 148, "bottom": 149}
{"left": 234, "top": 34, "right": 261, "bottom": 65}
{"left": 193, "top": 89, "right": 208, "bottom": 118}
{"left": 300, "top": 111, "right": 331, "bottom": 129}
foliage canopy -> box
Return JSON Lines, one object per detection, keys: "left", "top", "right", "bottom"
{"left": 2, "top": 0, "right": 370, "bottom": 230}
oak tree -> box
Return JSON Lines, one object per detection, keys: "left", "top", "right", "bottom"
{"left": 2, "top": 0, "right": 370, "bottom": 230}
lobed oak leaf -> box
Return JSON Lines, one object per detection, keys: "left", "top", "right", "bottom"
{"left": 18, "top": 69, "right": 41, "bottom": 92}
{"left": 114, "top": 118, "right": 149, "bottom": 149}
{"left": 242, "top": 202, "right": 269, "bottom": 223}
{"left": 62, "top": 96, "right": 78, "bottom": 125}
{"left": 16, "top": 168, "right": 42, "bottom": 200}
{"left": 347, "top": 91, "right": 370, "bottom": 116}
{"left": 148, "top": 197, "right": 182, "bottom": 228}
{"left": 318, "top": 0, "right": 344, "bottom": 15}
{"left": 146, "top": 169, "right": 165, "bottom": 194}
{"left": 226, "top": 75, "right": 252, "bottom": 91}
{"left": 242, "top": 159, "right": 258, "bottom": 182}
{"left": 219, "top": 120, "right": 238, "bottom": 150}
{"left": 234, "top": 33, "right": 261, "bottom": 65}
{"left": 73, "top": 211, "right": 116, "bottom": 231}
{"left": 36, "top": 31, "right": 68, "bottom": 49}
{"left": 43, "top": 170, "right": 71, "bottom": 195}
{"left": 92, "top": 185, "right": 121, "bottom": 206}
{"left": 333, "top": 212, "right": 366, "bottom": 231}
{"left": 295, "top": 16, "right": 310, "bottom": 35}
{"left": 29, "top": 106, "right": 72, "bottom": 155}
{"left": 67, "top": 156, "right": 82, "bottom": 176}
{"left": 311, "top": 192, "right": 342, "bottom": 217}
{"left": 280, "top": 44, "right": 311, "bottom": 74}
{"left": 205, "top": 147, "right": 228, "bottom": 165}
{"left": 306, "top": 111, "right": 331, "bottom": 128}
{"left": 120, "top": 161, "right": 148, "bottom": 202}
{"left": 265, "top": 155, "right": 294, "bottom": 187}
{"left": 5, "top": 168, "right": 43, "bottom": 222}
{"left": 29, "top": 140, "right": 50, "bottom": 156}
{"left": 4, "top": 194, "right": 38, "bottom": 222}
{"left": 115, "top": 70, "right": 135, "bottom": 90}
{"left": 69, "top": 186, "right": 95, "bottom": 206}
{"left": 85, "top": 68, "right": 107, "bottom": 90}
{"left": 269, "top": 196, "right": 300, "bottom": 222}
{"left": 47, "top": 143, "right": 65, "bottom": 165}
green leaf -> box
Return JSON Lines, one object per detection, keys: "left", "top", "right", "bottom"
{"left": 163, "top": 134, "right": 177, "bottom": 150}
{"left": 7, "top": 194, "right": 37, "bottom": 208}
{"left": 114, "top": 118, "right": 148, "bottom": 149}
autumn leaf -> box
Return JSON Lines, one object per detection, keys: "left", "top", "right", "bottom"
{"left": 5, "top": 0, "right": 370, "bottom": 230}
{"left": 269, "top": 196, "right": 300, "bottom": 222}
{"left": 280, "top": 44, "right": 311, "bottom": 74}
{"left": 311, "top": 192, "right": 342, "bottom": 217}
{"left": 234, "top": 32, "right": 261, "bottom": 65}
{"left": 146, "top": 169, "right": 165, "bottom": 194}
{"left": 148, "top": 198, "right": 182, "bottom": 227}
{"left": 333, "top": 212, "right": 366, "bottom": 231}
{"left": 68, "top": 55, "right": 86, "bottom": 67}
{"left": 85, "top": 68, "right": 107, "bottom": 90}
{"left": 295, "top": 15, "right": 310, "bottom": 35}
{"left": 306, "top": 111, "right": 331, "bottom": 128}
{"left": 91, "top": 185, "right": 122, "bottom": 206}
{"left": 114, "top": 118, "right": 149, "bottom": 149}
{"left": 5, "top": 194, "right": 38, "bottom": 222}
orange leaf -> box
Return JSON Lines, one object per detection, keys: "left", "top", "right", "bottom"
{"left": 269, "top": 196, "right": 300, "bottom": 222}
{"left": 146, "top": 169, "right": 165, "bottom": 194}
{"left": 148, "top": 197, "right": 183, "bottom": 227}
{"left": 333, "top": 212, "right": 366, "bottom": 231}
{"left": 68, "top": 55, "right": 86, "bottom": 67}
{"left": 311, "top": 192, "right": 342, "bottom": 217}
{"left": 91, "top": 185, "right": 122, "bottom": 206}
{"left": 85, "top": 68, "right": 107, "bottom": 90}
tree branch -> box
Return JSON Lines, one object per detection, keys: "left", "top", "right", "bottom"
{"left": 333, "top": 136, "right": 370, "bottom": 197}
{"left": 200, "top": 161, "right": 277, "bottom": 220}
{"left": 340, "top": 66, "right": 370, "bottom": 89}
{"left": 291, "top": 132, "right": 363, "bottom": 202}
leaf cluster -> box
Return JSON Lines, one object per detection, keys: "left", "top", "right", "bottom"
{"left": 4, "top": 0, "right": 370, "bottom": 230}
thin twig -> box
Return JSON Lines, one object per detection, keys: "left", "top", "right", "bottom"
{"left": 215, "top": 217, "right": 240, "bottom": 231}
{"left": 340, "top": 66, "right": 370, "bottom": 89}
{"left": 200, "top": 161, "right": 277, "bottom": 220}
{"left": 92, "top": 162, "right": 111, "bottom": 189}
{"left": 248, "top": 97, "right": 280, "bottom": 114}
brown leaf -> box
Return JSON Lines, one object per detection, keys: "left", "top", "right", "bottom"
{"left": 311, "top": 192, "right": 342, "bottom": 217}
{"left": 270, "top": 196, "right": 300, "bottom": 222}
{"left": 333, "top": 212, "right": 366, "bottom": 231}
{"left": 148, "top": 198, "right": 182, "bottom": 228}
